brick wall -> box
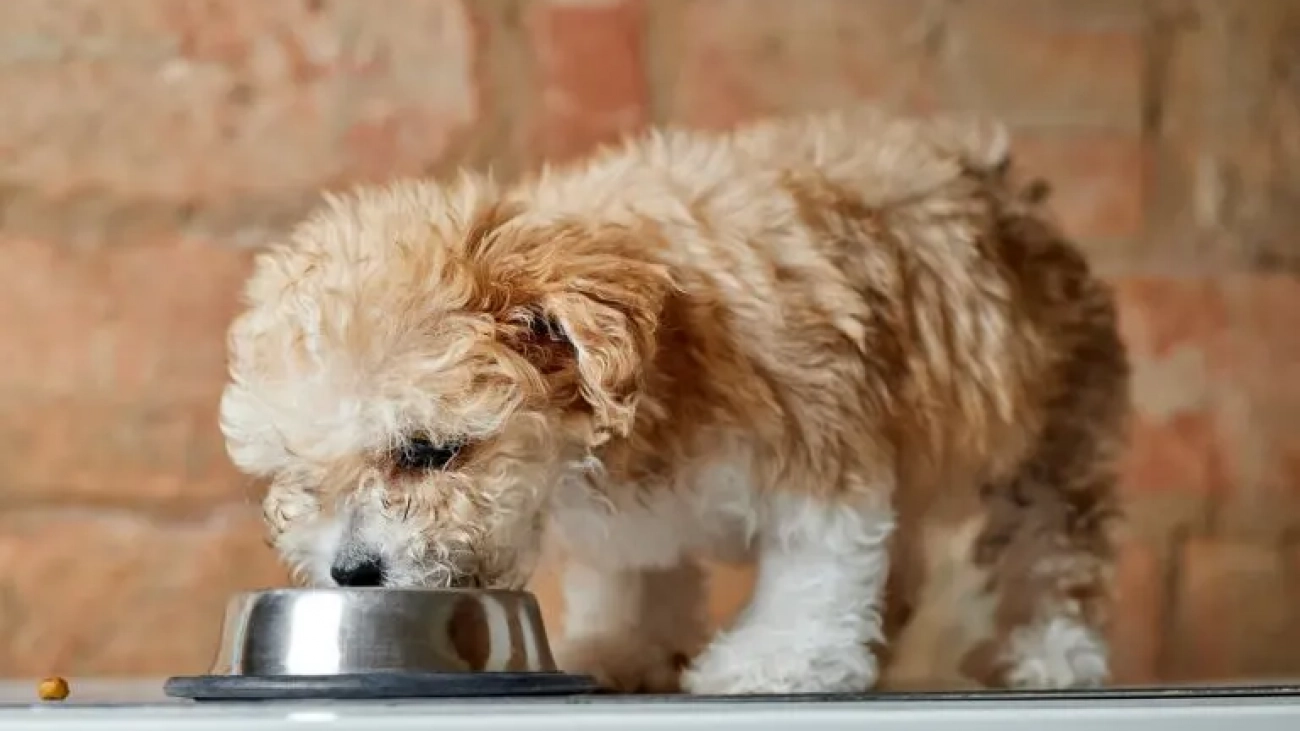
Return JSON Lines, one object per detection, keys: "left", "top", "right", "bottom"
{"left": 1, "top": 0, "right": 1298, "bottom": 684}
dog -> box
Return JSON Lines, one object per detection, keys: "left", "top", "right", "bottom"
{"left": 219, "top": 107, "right": 1129, "bottom": 694}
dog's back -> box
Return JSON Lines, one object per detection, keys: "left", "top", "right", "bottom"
{"left": 522, "top": 108, "right": 1111, "bottom": 489}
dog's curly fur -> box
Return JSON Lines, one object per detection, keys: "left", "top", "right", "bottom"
{"left": 220, "top": 107, "right": 1128, "bottom": 694}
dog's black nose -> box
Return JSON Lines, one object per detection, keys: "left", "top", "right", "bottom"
{"left": 331, "top": 557, "right": 386, "bottom": 587}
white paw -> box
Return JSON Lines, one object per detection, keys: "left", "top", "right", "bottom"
{"left": 555, "top": 634, "right": 689, "bottom": 694}
{"left": 1004, "top": 616, "right": 1109, "bottom": 689}
{"left": 682, "top": 629, "right": 877, "bottom": 695}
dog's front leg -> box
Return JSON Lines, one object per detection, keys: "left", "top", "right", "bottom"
{"left": 555, "top": 560, "right": 708, "bottom": 693}
{"left": 683, "top": 492, "right": 894, "bottom": 694}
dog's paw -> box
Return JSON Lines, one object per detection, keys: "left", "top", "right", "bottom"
{"left": 555, "top": 635, "right": 690, "bottom": 694}
{"left": 682, "top": 629, "right": 877, "bottom": 695}
{"left": 1003, "top": 616, "right": 1109, "bottom": 689}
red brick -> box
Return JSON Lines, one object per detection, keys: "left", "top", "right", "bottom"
{"left": 1113, "top": 277, "right": 1226, "bottom": 501}
{"left": 1211, "top": 276, "right": 1300, "bottom": 399}
{"left": 1112, "top": 275, "right": 1300, "bottom": 535}
{"left": 943, "top": 0, "right": 1146, "bottom": 129}
{"left": 0, "top": 507, "right": 287, "bottom": 676}
{"left": 1146, "top": 0, "right": 1226, "bottom": 246}
{"left": 1111, "top": 277, "right": 1226, "bottom": 534}
{"left": 1166, "top": 538, "right": 1300, "bottom": 682}
{"left": 331, "top": 0, "right": 482, "bottom": 183}
{"left": 1114, "top": 277, "right": 1230, "bottom": 362}
{"left": 1148, "top": 2, "right": 1300, "bottom": 266}
{"left": 1207, "top": 276, "right": 1300, "bottom": 534}
{"left": 0, "top": 0, "right": 478, "bottom": 202}
{"left": 660, "top": 0, "right": 942, "bottom": 130}
{"left": 1121, "top": 411, "right": 1228, "bottom": 498}
{"left": 1108, "top": 541, "right": 1166, "bottom": 685}
{"left": 0, "top": 236, "right": 251, "bottom": 505}
{"left": 525, "top": 0, "right": 650, "bottom": 163}
{"left": 1012, "top": 129, "right": 1149, "bottom": 242}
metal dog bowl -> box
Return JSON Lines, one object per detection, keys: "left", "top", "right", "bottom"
{"left": 164, "top": 588, "right": 599, "bottom": 700}
{"left": 210, "top": 588, "right": 558, "bottom": 675}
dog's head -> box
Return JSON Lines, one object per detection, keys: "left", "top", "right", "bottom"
{"left": 220, "top": 176, "right": 671, "bottom": 589}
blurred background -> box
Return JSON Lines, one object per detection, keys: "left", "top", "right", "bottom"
{"left": 0, "top": 0, "right": 1298, "bottom": 687}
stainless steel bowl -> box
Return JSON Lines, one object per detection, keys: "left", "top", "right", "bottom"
{"left": 209, "top": 589, "right": 559, "bottom": 676}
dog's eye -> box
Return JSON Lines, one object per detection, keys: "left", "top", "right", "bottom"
{"left": 394, "top": 436, "right": 460, "bottom": 472}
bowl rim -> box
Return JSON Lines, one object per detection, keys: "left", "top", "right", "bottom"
{"left": 232, "top": 587, "right": 539, "bottom": 601}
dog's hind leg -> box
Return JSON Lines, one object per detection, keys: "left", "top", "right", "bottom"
{"left": 964, "top": 300, "right": 1126, "bottom": 690}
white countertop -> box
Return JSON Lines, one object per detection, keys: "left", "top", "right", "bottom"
{"left": 3, "top": 679, "right": 1300, "bottom": 731}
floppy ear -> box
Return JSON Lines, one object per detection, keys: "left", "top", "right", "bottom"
{"left": 501, "top": 223, "right": 674, "bottom": 443}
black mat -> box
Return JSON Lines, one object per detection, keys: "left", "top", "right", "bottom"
{"left": 164, "top": 674, "right": 1300, "bottom": 704}
{"left": 164, "top": 672, "right": 602, "bottom": 701}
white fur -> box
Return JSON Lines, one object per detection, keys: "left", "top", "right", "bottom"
{"left": 549, "top": 436, "right": 761, "bottom": 569}
{"left": 274, "top": 499, "right": 342, "bottom": 586}
{"left": 682, "top": 491, "right": 894, "bottom": 694}
{"left": 268, "top": 478, "right": 471, "bottom": 589}
{"left": 549, "top": 435, "right": 895, "bottom": 694}
{"left": 1003, "top": 613, "right": 1110, "bottom": 689}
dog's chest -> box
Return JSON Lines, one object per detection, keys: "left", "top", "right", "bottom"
{"left": 550, "top": 451, "right": 761, "bottom": 570}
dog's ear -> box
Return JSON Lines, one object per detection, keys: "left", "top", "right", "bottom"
{"left": 500, "top": 223, "right": 673, "bottom": 443}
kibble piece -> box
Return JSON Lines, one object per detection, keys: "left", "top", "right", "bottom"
{"left": 37, "top": 677, "right": 69, "bottom": 702}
